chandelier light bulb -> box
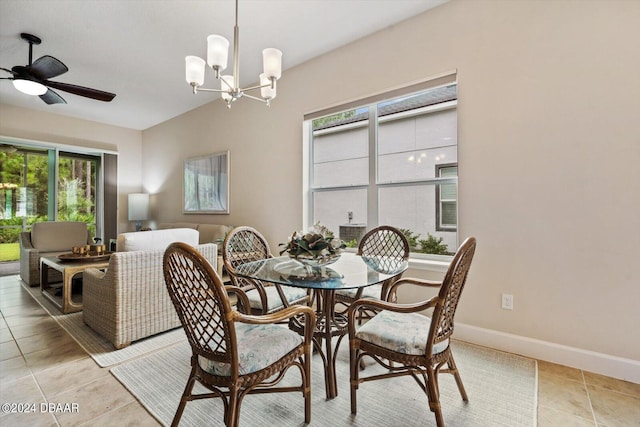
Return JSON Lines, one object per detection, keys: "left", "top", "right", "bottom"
{"left": 262, "top": 48, "right": 282, "bottom": 80}
{"left": 207, "top": 35, "right": 230, "bottom": 70}
{"left": 260, "top": 73, "right": 276, "bottom": 100}
{"left": 185, "top": 56, "right": 205, "bottom": 86}
{"left": 220, "top": 75, "right": 235, "bottom": 101}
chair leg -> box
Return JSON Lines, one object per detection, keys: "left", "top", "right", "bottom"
{"left": 349, "top": 344, "right": 359, "bottom": 414}
{"left": 426, "top": 366, "right": 445, "bottom": 427}
{"left": 304, "top": 346, "right": 312, "bottom": 423}
{"left": 228, "top": 387, "right": 240, "bottom": 427}
{"left": 171, "top": 375, "right": 197, "bottom": 427}
{"left": 448, "top": 353, "right": 468, "bottom": 401}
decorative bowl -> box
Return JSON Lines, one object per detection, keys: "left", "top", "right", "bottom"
{"left": 289, "top": 252, "right": 341, "bottom": 267}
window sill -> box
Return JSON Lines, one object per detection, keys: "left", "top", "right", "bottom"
{"left": 408, "top": 257, "right": 451, "bottom": 273}
{"left": 344, "top": 247, "right": 452, "bottom": 273}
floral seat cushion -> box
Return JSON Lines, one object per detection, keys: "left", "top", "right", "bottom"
{"left": 355, "top": 310, "right": 448, "bottom": 356}
{"left": 245, "top": 286, "right": 307, "bottom": 312}
{"left": 337, "top": 284, "right": 382, "bottom": 300}
{"left": 198, "top": 323, "right": 302, "bottom": 376}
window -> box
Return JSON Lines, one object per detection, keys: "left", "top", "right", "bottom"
{"left": 436, "top": 165, "right": 458, "bottom": 231}
{"left": 1, "top": 142, "right": 116, "bottom": 262}
{"left": 304, "top": 77, "right": 458, "bottom": 256}
{"left": 57, "top": 151, "right": 99, "bottom": 235}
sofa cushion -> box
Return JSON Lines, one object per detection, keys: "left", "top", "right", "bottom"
{"left": 117, "top": 228, "right": 199, "bottom": 252}
{"left": 158, "top": 222, "right": 199, "bottom": 230}
{"left": 197, "top": 224, "right": 231, "bottom": 244}
{"left": 30, "top": 222, "right": 89, "bottom": 252}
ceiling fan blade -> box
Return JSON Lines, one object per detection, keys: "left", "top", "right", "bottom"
{"left": 39, "top": 88, "right": 67, "bottom": 105}
{"left": 1, "top": 67, "right": 17, "bottom": 76}
{"left": 44, "top": 80, "right": 116, "bottom": 102}
{"left": 29, "top": 55, "right": 68, "bottom": 80}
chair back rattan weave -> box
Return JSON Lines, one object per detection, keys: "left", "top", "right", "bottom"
{"left": 427, "top": 236, "right": 476, "bottom": 355}
{"left": 163, "top": 242, "right": 236, "bottom": 366}
{"left": 163, "top": 241, "right": 315, "bottom": 427}
{"left": 223, "top": 226, "right": 271, "bottom": 287}
{"left": 343, "top": 225, "right": 410, "bottom": 305}
{"left": 356, "top": 225, "right": 410, "bottom": 260}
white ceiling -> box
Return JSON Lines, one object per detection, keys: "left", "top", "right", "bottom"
{"left": 0, "top": 0, "right": 447, "bottom": 131}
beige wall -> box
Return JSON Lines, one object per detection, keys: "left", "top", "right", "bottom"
{"left": 142, "top": 0, "right": 640, "bottom": 366}
{"left": 2, "top": 0, "right": 637, "bottom": 374}
{"left": 0, "top": 104, "right": 143, "bottom": 233}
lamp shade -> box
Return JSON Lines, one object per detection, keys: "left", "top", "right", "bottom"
{"left": 185, "top": 56, "right": 206, "bottom": 86}
{"left": 220, "top": 75, "right": 234, "bottom": 101}
{"left": 260, "top": 73, "right": 276, "bottom": 100}
{"left": 207, "top": 35, "right": 229, "bottom": 70}
{"left": 13, "top": 79, "right": 47, "bottom": 96}
{"left": 128, "top": 193, "right": 149, "bottom": 221}
{"left": 262, "top": 48, "right": 282, "bottom": 80}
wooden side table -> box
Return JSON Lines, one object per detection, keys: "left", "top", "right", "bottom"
{"left": 40, "top": 256, "right": 110, "bottom": 314}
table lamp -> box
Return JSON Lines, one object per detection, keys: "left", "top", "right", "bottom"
{"left": 128, "top": 193, "right": 149, "bottom": 231}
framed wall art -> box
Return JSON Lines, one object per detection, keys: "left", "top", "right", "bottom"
{"left": 183, "top": 151, "right": 230, "bottom": 214}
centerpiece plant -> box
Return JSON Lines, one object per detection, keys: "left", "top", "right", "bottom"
{"left": 280, "top": 222, "right": 346, "bottom": 263}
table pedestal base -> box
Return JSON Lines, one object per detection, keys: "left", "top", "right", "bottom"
{"left": 290, "top": 289, "right": 346, "bottom": 399}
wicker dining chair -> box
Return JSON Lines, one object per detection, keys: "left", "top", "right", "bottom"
{"left": 223, "top": 226, "right": 309, "bottom": 315}
{"left": 163, "top": 242, "right": 316, "bottom": 427}
{"left": 335, "top": 225, "right": 410, "bottom": 319}
{"left": 348, "top": 236, "right": 477, "bottom": 427}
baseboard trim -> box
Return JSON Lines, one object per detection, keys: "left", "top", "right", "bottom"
{"left": 455, "top": 323, "right": 640, "bottom": 384}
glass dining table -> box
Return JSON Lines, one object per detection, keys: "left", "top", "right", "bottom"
{"left": 234, "top": 251, "right": 408, "bottom": 399}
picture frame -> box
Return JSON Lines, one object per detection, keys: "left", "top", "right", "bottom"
{"left": 183, "top": 151, "right": 230, "bottom": 214}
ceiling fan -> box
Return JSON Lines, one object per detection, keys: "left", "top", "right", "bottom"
{"left": 0, "top": 33, "right": 116, "bottom": 105}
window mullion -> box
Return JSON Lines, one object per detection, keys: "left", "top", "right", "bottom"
{"left": 48, "top": 149, "right": 57, "bottom": 221}
{"left": 367, "top": 105, "right": 378, "bottom": 229}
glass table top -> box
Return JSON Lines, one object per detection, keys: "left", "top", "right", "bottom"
{"left": 234, "top": 252, "right": 408, "bottom": 290}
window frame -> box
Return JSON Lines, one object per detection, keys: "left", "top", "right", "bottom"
{"left": 435, "top": 163, "right": 458, "bottom": 232}
{"left": 1, "top": 137, "right": 115, "bottom": 243}
{"left": 303, "top": 75, "right": 458, "bottom": 266}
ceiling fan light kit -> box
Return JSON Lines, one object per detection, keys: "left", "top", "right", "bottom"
{"left": 12, "top": 78, "right": 47, "bottom": 95}
{"left": 1, "top": 32, "right": 116, "bottom": 105}
{"left": 185, "top": 0, "right": 282, "bottom": 108}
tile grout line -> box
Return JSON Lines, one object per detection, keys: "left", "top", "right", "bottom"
{"left": 580, "top": 369, "right": 599, "bottom": 426}
{"left": 2, "top": 308, "right": 62, "bottom": 426}
{"left": 2, "top": 281, "right": 142, "bottom": 427}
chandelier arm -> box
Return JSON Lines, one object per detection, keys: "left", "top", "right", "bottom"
{"left": 240, "top": 81, "right": 274, "bottom": 93}
{"left": 221, "top": 77, "right": 235, "bottom": 92}
{"left": 193, "top": 87, "right": 227, "bottom": 93}
{"left": 242, "top": 93, "right": 268, "bottom": 103}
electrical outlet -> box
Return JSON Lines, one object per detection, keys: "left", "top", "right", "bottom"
{"left": 501, "top": 293, "right": 514, "bottom": 310}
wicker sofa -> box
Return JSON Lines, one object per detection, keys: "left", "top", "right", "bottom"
{"left": 19, "top": 221, "right": 92, "bottom": 286}
{"left": 83, "top": 228, "right": 218, "bottom": 349}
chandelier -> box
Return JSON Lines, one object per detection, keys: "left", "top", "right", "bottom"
{"left": 184, "top": 0, "right": 282, "bottom": 108}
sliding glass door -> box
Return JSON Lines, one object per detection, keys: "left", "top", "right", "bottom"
{"left": 57, "top": 152, "right": 98, "bottom": 237}
{"left": 0, "top": 145, "right": 100, "bottom": 262}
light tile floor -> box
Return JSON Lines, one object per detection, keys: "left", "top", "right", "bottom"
{"left": 1, "top": 274, "right": 638, "bottom": 426}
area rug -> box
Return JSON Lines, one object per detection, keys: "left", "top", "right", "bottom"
{"left": 20, "top": 277, "right": 186, "bottom": 367}
{"left": 111, "top": 339, "right": 537, "bottom": 426}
